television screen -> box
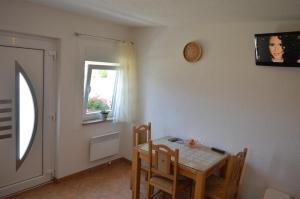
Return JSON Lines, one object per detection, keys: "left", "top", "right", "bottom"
{"left": 255, "top": 31, "right": 300, "bottom": 67}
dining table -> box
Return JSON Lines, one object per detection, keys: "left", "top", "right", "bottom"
{"left": 132, "top": 136, "right": 229, "bottom": 199}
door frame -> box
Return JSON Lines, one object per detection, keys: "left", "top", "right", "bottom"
{"left": 0, "top": 30, "right": 57, "bottom": 197}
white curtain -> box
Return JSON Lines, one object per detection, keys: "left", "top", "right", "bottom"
{"left": 113, "top": 41, "right": 138, "bottom": 123}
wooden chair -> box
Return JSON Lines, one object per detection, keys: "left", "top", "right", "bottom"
{"left": 133, "top": 122, "right": 151, "bottom": 147}
{"left": 205, "top": 148, "right": 248, "bottom": 199}
{"left": 130, "top": 122, "right": 151, "bottom": 189}
{"left": 147, "top": 141, "right": 192, "bottom": 199}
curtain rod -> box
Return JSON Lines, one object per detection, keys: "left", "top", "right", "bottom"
{"left": 74, "top": 32, "right": 134, "bottom": 45}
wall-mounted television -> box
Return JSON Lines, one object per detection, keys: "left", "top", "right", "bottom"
{"left": 255, "top": 31, "right": 300, "bottom": 67}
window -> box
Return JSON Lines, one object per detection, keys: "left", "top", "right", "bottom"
{"left": 83, "top": 61, "right": 119, "bottom": 122}
{"left": 15, "top": 61, "right": 38, "bottom": 170}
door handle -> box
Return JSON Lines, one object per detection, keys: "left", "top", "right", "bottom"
{"left": 0, "top": 134, "right": 12, "bottom": 140}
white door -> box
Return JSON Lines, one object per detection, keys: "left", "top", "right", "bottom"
{"left": 0, "top": 32, "right": 56, "bottom": 198}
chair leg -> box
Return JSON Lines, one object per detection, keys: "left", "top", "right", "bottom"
{"left": 234, "top": 192, "right": 238, "bottom": 199}
{"left": 148, "top": 184, "right": 153, "bottom": 199}
{"left": 130, "top": 173, "right": 132, "bottom": 190}
{"left": 190, "top": 183, "right": 195, "bottom": 199}
{"left": 162, "top": 192, "right": 166, "bottom": 199}
{"left": 188, "top": 188, "right": 192, "bottom": 199}
{"left": 171, "top": 192, "right": 176, "bottom": 199}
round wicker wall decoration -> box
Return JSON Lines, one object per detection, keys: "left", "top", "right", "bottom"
{"left": 183, "top": 42, "right": 202, "bottom": 62}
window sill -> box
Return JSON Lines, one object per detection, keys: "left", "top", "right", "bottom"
{"left": 82, "top": 118, "right": 114, "bottom": 126}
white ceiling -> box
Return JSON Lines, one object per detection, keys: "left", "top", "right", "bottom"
{"left": 26, "top": 0, "right": 300, "bottom": 27}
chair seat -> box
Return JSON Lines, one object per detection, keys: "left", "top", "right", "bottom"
{"left": 150, "top": 176, "right": 193, "bottom": 195}
{"left": 206, "top": 175, "right": 226, "bottom": 199}
{"left": 150, "top": 176, "right": 173, "bottom": 193}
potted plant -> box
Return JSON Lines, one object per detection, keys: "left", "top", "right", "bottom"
{"left": 87, "top": 97, "right": 111, "bottom": 121}
{"left": 100, "top": 109, "right": 110, "bottom": 121}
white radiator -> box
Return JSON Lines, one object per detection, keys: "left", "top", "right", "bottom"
{"left": 89, "top": 131, "right": 120, "bottom": 161}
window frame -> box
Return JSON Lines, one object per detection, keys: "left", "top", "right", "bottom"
{"left": 83, "top": 61, "right": 119, "bottom": 122}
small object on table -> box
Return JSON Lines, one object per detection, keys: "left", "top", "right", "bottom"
{"left": 168, "top": 137, "right": 184, "bottom": 144}
{"left": 168, "top": 137, "right": 179, "bottom": 142}
{"left": 185, "top": 138, "right": 201, "bottom": 148}
{"left": 175, "top": 138, "right": 184, "bottom": 144}
{"left": 211, "top": 147, "right": 226, "bottom": 154}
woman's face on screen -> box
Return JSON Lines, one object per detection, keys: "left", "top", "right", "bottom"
{"left": 269, "top": 36, "right": 284, "bottom": 62}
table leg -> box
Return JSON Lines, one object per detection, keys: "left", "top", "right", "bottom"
{"left": 194, "top": 172, "right": 206, "bottom": 199}
{"left": 132, "top": 148, "right": 141, "bottom": 199}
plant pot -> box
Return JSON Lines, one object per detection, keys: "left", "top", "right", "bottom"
{"left": 101, "top": 112, "right": 109, "bottom": 121}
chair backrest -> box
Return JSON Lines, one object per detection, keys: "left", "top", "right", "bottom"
{"left": 224, "top": 148, "right": 248, "bottom": 199}
{"left": 235, "top": 148, "right": 248, "bottom": 184}
{"left": 148, "top": 140, "right": 179, "bottom": 195}
{"left": 132, "top": 122, "right": 151, "bottom": 146}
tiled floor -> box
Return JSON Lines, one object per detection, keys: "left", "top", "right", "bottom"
{"left": 9, "top": 159, "right": 188, "bottom": 199}
{"left": 10, "top": 159, "right": 134, "bottom": 199}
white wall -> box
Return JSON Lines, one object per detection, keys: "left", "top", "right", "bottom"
{"left": 0, "top": 0, "right": 132, "bottom": 178}
{"left": 134, "top": 21, "right": 300, "bottom": 199}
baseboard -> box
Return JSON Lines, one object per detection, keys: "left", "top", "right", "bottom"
{"left": 54, "top": 157, "right": 130, "bottom": 182}
{"left": 5, "top": 181, "right": 53, "bottom": 199}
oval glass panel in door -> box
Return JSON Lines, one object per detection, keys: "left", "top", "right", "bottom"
{"left": 15, "top": 61, "right": 38, "bottom": 170}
